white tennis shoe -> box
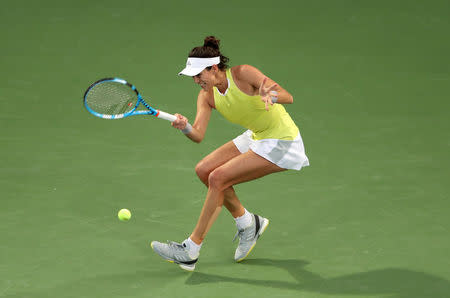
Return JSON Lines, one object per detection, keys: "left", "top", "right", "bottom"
{"left": 150, "top": 240, "right": 198, "bottom": 271}
{"left": 233, "top": 213, "right": 269, "bottom": 262}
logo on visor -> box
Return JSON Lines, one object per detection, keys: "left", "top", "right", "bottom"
{"left": 187, "top": 61, "right": 192, "bottom": 66}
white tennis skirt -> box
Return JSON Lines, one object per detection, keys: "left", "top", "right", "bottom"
{"left": 233, "top": 130, "right": 310, "bottom": 171}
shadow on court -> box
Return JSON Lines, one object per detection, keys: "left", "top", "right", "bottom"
{"left": 186, "top": 259, "right": 450, "bottom": 298}
{"left": 2, "top": 260, "right": 448, "bottom": 298}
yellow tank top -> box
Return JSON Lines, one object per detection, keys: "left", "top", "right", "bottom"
{"left": 213, "top": 68, "right": 299, "bottom": 140}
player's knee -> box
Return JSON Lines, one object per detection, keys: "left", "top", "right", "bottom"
{"left": 208, "top": 168, "right": 228, "bottom": 191}
{"left": 195, "top": 161, "right": 210, "bottom": 185}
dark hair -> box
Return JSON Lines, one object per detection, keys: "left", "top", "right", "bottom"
{"left": 189, "top": 36, "right": 229, "bottom": 70}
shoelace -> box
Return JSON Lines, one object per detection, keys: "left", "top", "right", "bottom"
{"left": 167, "top": 240, "right": 185, "bottom": 250}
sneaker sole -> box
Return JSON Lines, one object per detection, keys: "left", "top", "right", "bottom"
{"left": 236, "top": 218, "right": 270, "bottom": 262}
{"left": 150, "top": 242, "right": 196, "bottom": 272}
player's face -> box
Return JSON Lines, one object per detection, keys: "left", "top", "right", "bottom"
{"left": 193, "top": 69, "right": 213, "bottom": 91}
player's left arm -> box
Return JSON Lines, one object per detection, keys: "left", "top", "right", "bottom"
{"left": 237, "top": 64, "right": 294, "bottom": 110}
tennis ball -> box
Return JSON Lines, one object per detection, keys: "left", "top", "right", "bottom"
{"left": 118, "top": 208, "right": 131, "bottom": 221}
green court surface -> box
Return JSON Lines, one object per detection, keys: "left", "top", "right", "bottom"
{"left": 1, "top": 1, "right": 449, "bottom": 297}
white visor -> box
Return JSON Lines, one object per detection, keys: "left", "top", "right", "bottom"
{"left": 178, "top": 56, "right": 220, "bottom": 76}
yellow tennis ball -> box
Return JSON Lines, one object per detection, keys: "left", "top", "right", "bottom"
{"left": 118, "top": 209, "right": 131, "bottom": 221}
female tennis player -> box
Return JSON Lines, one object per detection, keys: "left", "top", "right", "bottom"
{"left": 151, "top": 36, "right": 309, "bottom": 271}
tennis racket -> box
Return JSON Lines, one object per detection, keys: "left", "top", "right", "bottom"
{"left": 83, "top": 77, "right": 177, "bottom": 122}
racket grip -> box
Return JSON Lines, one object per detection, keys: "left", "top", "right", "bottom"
{"left": 157, "top": 110, "right": 192, "bottom": 134}
{"left": 157, "top": 110, "right": 177, "bottom": 122}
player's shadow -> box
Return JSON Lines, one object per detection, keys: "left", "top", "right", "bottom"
{"left": 185, "top": 258, "right": 450, "bottom": 298}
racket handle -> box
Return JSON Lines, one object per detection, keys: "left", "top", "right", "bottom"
{"left": 157, "top": 110, "right": 192, "bottom": 134}
{"left": 156, "top": 110, "right": 177, "bottom": 122}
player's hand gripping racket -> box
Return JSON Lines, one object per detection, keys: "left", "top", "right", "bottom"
{"left": 83, "top": 77, "right": 178, "bottom": 122}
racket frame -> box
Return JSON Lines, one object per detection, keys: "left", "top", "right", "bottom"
{"left": 83, "top": 77, "right": 176, "bottom": 122}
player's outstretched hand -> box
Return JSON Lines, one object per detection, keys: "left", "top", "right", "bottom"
{"left": 259, "top": 77, "right": 278, "bottom": 111}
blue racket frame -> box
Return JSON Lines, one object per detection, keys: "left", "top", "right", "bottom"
{"left": 83, "top": 77, "right": 174, "bottom": 120}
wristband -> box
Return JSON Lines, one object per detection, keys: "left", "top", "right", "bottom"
{"left": 181, "top": 123, "right": 193, "bottom": 134}
{"left": 270, "top": 91, "right": 278, "bottom": 103}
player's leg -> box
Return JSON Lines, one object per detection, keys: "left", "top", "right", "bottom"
{"left": 151, "top": 141, "right": 247, "bottom": 271}
{"left": 190, "top": 150, "right": 285, "bottom": 244}
{"left": 195, "top": 141, "right": 245, "bottom": 218}
{"left": 151, "top": 142, "right": 278, "bottom": 270}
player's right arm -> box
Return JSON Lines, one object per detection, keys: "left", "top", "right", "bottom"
{"left": 172, "top": 89, "right": 213, "bottom": 143}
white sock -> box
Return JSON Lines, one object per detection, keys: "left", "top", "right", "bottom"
{"left": 182, "top": 237, "right": 202, "bottom": 259}
{"left": 235, "top": 209, "right": 253, "bottom": 230}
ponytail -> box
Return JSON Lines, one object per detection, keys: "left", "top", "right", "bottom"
{"left": 188, "top": 36, "right": 229, "bottom": 70}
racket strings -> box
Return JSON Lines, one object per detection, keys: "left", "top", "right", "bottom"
{"left": 85, "top": 81, "right": 138, "bottom": 116}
